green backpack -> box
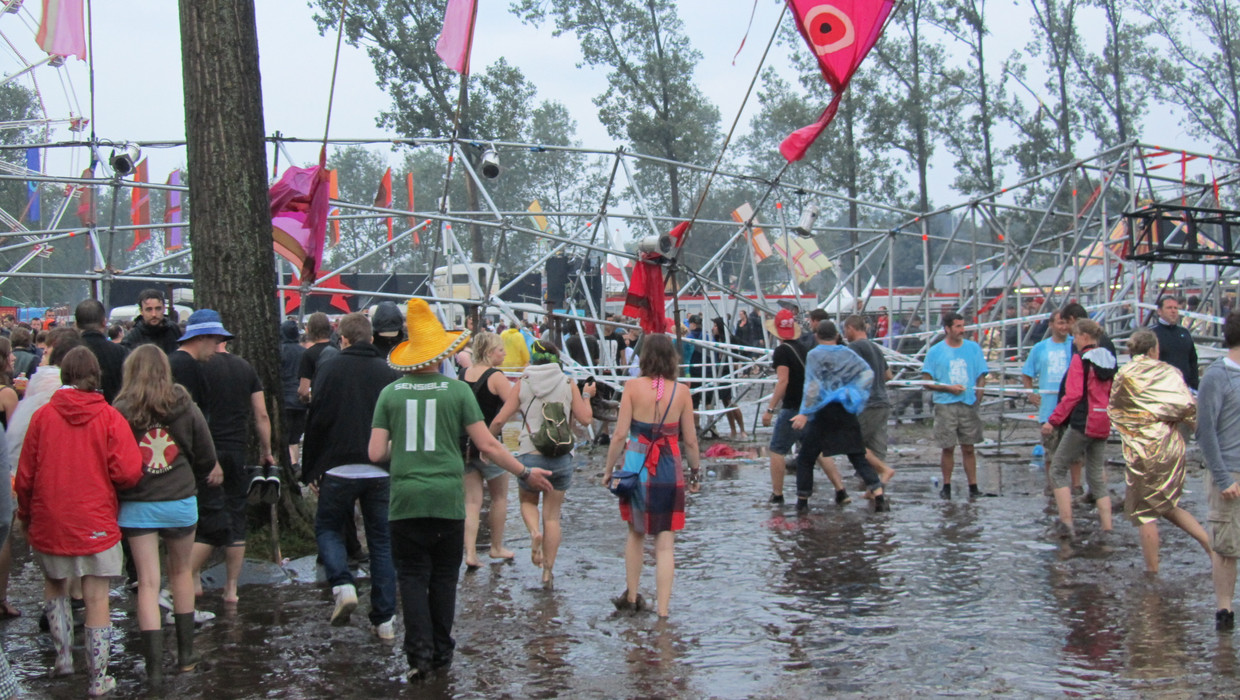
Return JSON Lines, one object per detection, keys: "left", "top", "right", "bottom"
{"left": 525, "top": 391, "right": 574, "bottom": 458}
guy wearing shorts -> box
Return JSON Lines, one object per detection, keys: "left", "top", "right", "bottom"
{"left": 1200, "top": 311, "right": 1240, "bottom": 631}
{"left": 1021, "top": 310, "right": 1078, "bottom": 493}
{"left": 762, "top": 309, "right": 847, "bottom": 505}
{"left": 843, "top": 315, "right": 895, "bottom": 484}
{"left": 921, "top": 312, "right": 989, "bottom": 499}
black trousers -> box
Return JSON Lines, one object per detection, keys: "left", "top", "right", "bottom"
{"left": 390, "top": 518, "right": 464, "bottom": 670}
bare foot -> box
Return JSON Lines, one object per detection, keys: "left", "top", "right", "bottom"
{"left": 222, "top": 590, "right": 239, "bottom": 604}
{"left": 489, "top": 547, "right": 515, "bottom": 561}
{"left": 464, "top": 556, "right": 482, "bottom": 569}
{"left": 879, "top": 466, "right": 896, "bottom": 484}
{"left": 541, "top": 568, "right": 553, "bottom": 587}
{"left": 530, "top": 534, "right": 543, "bottom": 567}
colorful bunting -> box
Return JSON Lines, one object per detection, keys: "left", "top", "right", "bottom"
{"left": 731, "top": 202, "right": 771, "bottom": 261}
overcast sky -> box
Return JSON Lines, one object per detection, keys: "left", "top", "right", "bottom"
{"left": 1, "top": 0, "right": 1214, "bottom": 209}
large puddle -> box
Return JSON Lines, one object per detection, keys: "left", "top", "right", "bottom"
{"left": 3, "top": 430, "right": 1235, "bottom": 697}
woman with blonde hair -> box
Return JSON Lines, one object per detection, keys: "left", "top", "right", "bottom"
{"left": 114, "top": 345, "right": 221, "bottom": 685}
{"left": 458, "top": 331, "right": 517, "bottom": 568}
{"left": 602, "top": 333, "right": 701, "bottom": 617}
{"left": 492, "top": 339, "right": 593, "bottom": 585}
{"left": 1110, "top": 329, "right": 1211, "bottom": 573}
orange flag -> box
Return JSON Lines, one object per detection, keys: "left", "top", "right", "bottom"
{"left": 375, "top": 167, "right": 393, "bottom": 242}
{"left": 128, "top": 158, "right": 150, "bottom": 251}
{"left": 328, "top": 169, "right": 340, "bottom": 247}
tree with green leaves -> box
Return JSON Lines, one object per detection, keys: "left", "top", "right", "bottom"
{"left": 936, "top": 0, "right": 1007, "bottom": 196}
{"left": 871, "top": 0, "right": 951, "bottom": 213}
{"left": 311, "top": 1, "right": 539, "bottom": 262}
{"left": 1069, "top": 0, "right": 1154, "bottom": 147}
{"left": 513, "top": 0, "right": 721, "bottom": 220}
{"left": 1140, "top": 0, "right": 1240, "bottom": 161}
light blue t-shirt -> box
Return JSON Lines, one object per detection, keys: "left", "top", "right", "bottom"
{"left": 1021, "top": 336, "right": 1073, "bottom": 422}
{"left": 920, "top": 339, "right": 989, "bottom": 405}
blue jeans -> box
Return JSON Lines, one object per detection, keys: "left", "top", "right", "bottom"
{"left": 314, "top": 474, "right": 396, "bottom": 625}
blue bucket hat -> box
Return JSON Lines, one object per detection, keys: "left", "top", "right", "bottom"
{"left": 179, "top": 308, "right": 234, "bottom": 343}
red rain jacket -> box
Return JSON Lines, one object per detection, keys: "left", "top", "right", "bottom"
{"left": 15, "top": 388, "right": 142, "bottom": 556}
{"left": 1048, "top": 346, "right": 1116, "bottom": 439}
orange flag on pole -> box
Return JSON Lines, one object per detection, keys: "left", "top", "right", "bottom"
{"left": 128, "top": 158, "right": 150, "bottom": 251}
{"left": 375, "top": 167, "right": 393, "bottom": 242}
{"left": 328, "top": 169, "right": 340, "bottom": 247}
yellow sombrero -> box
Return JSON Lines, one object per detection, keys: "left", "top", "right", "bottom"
{"left": 387, "top": 299, "right": 471, "bottom": 372}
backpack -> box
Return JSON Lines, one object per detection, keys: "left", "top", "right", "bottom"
{"left": 524, "top": 384, "right": 574, "bottom": 458}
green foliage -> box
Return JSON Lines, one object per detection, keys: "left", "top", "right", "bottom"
{"left": 513, "top": 0, "right": 721, "bottom": 218}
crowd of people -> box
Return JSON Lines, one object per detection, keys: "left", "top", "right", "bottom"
{"left": 0, "top": 285, "right": 1239, "bottom": 692}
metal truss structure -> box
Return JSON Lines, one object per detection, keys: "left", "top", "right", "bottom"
{"left": 2, "top": 136, "right": 1238, "bottom": 441}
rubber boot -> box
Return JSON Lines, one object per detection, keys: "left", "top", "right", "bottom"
{"left": 141, "top": 629, "right": 164, "bottom": 688}
{"left": 174, "top": 612, "right": 200, "bottom": 672}
{"left": 85, "top": 625, "right": 115, "bottom": 696}
{"left": 44, "top": 596, "right": 74, "bottom": 677}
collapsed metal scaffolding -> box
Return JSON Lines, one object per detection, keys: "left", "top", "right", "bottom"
{"left": 2, "top": 136, "right": 1239, "bottom": 437}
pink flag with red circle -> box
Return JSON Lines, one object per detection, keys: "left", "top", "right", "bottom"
{"left": 780, "top": 0, "right": 895, "bottom": 162}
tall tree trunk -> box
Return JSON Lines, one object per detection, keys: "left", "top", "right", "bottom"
{"left": 179, "top": 0, "right": 311, "bottom": 546}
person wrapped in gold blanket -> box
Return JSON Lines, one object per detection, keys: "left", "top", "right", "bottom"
{"left": 1109, "top": 329, "right": 1211, "bottom": 573}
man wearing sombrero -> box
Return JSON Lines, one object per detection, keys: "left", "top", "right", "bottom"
{"left": 368, "top": 299, "right": 553, "bottom": 682}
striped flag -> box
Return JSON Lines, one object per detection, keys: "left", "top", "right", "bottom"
{"left": 36, "top": 0, "right": 87, "bottom": 60}
{"left": 772, "top": 235, "right": 833, "bottom": 284}
{"left": 128, "top": 158, "right": 150, "bottom": 251}
{"left": 731, "top": 202, "right": 771, "bottom": 261}
{"left": 527, "top": 200, "right": 549, "bottom": 232}
{"left": 164, "top": 170, "right": 183, "bottom": 251}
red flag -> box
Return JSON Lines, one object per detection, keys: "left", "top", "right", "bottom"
{"left": 328, "top": 169, "right": 340, "bottom": 247}
{"left": 375, "top": 167, "right": 393, "bottom": 242}
{"left": 435, "top": 0, "right": 477, "bottom": 75}
{"left": 128, "top": 158, "right": 150, "bottom": 251}
{"left": 75, "top": 166, "right": 96, "bottom": 226}
{"left": 781, "top": 0, "right": 894, "bottom": 162}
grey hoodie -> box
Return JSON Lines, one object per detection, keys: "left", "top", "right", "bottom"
{"left": 1197, "top": 358, "right": 1240, "bottom": 491}
{"left": 517, "top": 362, "right": 574, "bottom": 456}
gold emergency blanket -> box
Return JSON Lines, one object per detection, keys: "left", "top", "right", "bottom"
{"left": 1108, "top": 355, "right": 1197, "bottom": 525}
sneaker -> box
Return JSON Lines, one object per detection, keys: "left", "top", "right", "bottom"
{"left": 768, "top": 494, "right": 785, "bottom": 505}
{"left": 939, "top": 484, "right": 952, "bottom": 500}
{"left": 373, "top": 616, "right": 396, "bottom": 640}
{"left": 158, "top": 589, "right": 173, "bottom": 611}
{"left": 1217, "top": 609, "right": 1235, "bottom": 632}
{"left": 405, "top": 666, "right": 431, "bottom": 683}
{"left": 331, "top": 584, "right": 358, "bottom": 626}
{"left": 835, "top": 489, "right": 852, "bottom": 506}
{"left": 164, "top": 608, "right": 215, "bottom": 626}
{"left": 261, "top": 474, "right": 282, "bottom": 505}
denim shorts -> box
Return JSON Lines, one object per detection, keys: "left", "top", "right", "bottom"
{"left": 464, "top": 457, "right": 506, "bottom": 481}
{"left": 516, "top": 452, "right": 574, "bottom": 492}
{"left": 768, "top": 408, "right": 802, "bottom": 456}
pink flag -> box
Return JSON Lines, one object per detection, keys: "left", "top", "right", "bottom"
{"left": 270, "top": 162, "right": 331, "bottom": 284}
{"left": 781, "top": 0, "right": 894, "bottom": 162}
{"left": 36, "top": 0, "right": 87, "bottom": 61}
{"left": 435, "top": 0, "right": 477, "bottom": 75}
{"left": 165, "top": 170, "right": 183, "bottom": 251}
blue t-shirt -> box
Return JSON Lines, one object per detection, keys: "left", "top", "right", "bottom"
{"left": 1021, "top": 336, "right": 1073, "bottom": 422}
{"left": 920, "top": 339, "right": 989, "bottom": 405}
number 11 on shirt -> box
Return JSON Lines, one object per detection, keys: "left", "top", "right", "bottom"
{"left": 405, "top": 399, "right": 437, "bottom": 452}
